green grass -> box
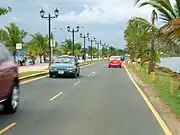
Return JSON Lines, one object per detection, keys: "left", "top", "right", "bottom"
{"left": 19, "top": 71, "right": 45, "bottom": 78}
{"left": 126, "top": 63, "right": 180, "bottom": 116}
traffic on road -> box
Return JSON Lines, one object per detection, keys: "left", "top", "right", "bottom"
{"left": 0, "top": 51, "right": 165, "bottom": 135}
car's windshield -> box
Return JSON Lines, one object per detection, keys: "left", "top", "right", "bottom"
{"left": 53, "top": 57, "right": 75, "bottom": 64}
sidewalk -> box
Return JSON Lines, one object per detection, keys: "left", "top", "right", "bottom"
{"left": 18, "top": 63, "right": 48, "bottom": 73}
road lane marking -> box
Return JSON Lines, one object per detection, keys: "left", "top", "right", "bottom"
{"left": 49, "top": 92, "right": 63, "bottom": 101}
{"left": 20, "top": 75, "right": 49, "bottom": 84}
{"left": 88, "top": 72, "right": 96, "bottom": 77}
{"left": 74, "top": 81, "right": 80, "bottom": 85}
{"left": 0, "top": 122, "right": 16, "bottom": 134}
{"left": 100, "top": 64, "right": 107, "bottom": 68}
{"left": 124, "top": 65, "right": 172, "bottom": 135}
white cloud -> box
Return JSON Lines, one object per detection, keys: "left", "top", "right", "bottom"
{"left": 56, "top": 0, "right": 154, "bottom": 24}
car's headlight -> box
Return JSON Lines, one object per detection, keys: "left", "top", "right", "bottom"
{"left": 67, "top": 67, "right": 75, "bottom": 70}
{"left": 50, "top": 67, "right": 56, "bottom": 70}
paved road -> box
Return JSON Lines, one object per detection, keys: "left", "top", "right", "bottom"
{"left": 0, "top": 60, "right": 165, "bottom": 135}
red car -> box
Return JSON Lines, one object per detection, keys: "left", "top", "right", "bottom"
{"left": 108, "top": 56, "right": 123, "bottom": 68}
{"left": 0, "top": 43, "right": 20, "bottom": 113}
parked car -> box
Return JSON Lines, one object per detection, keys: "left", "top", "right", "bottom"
{"left": 49, "top": 55, "right": 80, "bottom": 78}
{"left": 0, "top": 43, "right": 20, "bottom": 113}
{"left": 108, "top": 55, "right": 123, "bottom": 68}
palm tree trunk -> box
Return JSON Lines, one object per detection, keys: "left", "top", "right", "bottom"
{"left": 39, "top": 55, "right": 42, "bottom": 63}
{"left": 13, "top": 55, "right": 16, "bottom": 63}
{"left": 148, "top": 41, "right": 155, "bottom": 74}
{"left": 43, "top": 55, "right": 46, "bottom": 63}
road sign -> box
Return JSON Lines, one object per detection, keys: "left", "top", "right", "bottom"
{"left": 16, "top": 43, "right": 22, "bottom": 50}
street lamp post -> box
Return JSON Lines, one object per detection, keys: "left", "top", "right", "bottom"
{"left": 95, "top": 40, "right": 101, "bottom": 59}
{"left": 40, "top": 8, "right": 59, "bottom": 69}
{"left": 67, "top": 26, "right": 80, "bottom": 56}
{"left": 101, "top": 43, "right": 106, "bottom": 58}
{"left": 106, "top": 44, "right": 110, "bottom": 57}
{"left": 80, "top": 33, "right": 89, "bottom": 61}
{"left": 88, "top": 37, "right": 96, "bottom": 61}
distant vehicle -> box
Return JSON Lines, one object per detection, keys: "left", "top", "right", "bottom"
{"left": 0, "top": 43, "right": 20, "bottom": 113}
{"left": 49, "top": 55, "right": 80, "bottom": 78}
{"left": 108, "top": 56, "right": 123, "bottom": 68}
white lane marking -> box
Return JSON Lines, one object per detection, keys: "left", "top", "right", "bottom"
{"left": 92, "top": 72, "right": 96, "bottom": 76}
{"left": 49, "top": 92, "right": 63, "bottom": 101}
{"left": 74, "top": 81, "right": 81, "bottom": 85}
{"left": 88, "top": 72, "right": 96, "bottom": 77}
{"left": 100, "top": 64, "right": 107, "bottom": 68}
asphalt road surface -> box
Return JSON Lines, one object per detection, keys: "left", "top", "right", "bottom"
{"left": 0, "top": 60, "right": 165, "bottom": 135}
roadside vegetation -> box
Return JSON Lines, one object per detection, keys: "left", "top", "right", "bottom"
{"left": 124, "top": 0, "right": 180, "bottom": 116}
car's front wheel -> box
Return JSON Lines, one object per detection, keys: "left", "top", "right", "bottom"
{"left": 3, "top": 82, "right": 20, "bottom": 114}
{"left": 77, "top": 69, "right": 80, "bottom": 77}
{"left": 49, "top": 74, "right": 53, "bottom": 78}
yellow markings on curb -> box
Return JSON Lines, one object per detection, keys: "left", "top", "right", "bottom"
{"left": 124, "top": 65, "right": 172, "bottom": 135}
{"left": 0, "top": 122, "right": 16, "bottom": 134}
{"left": 49, "top": 92, "right": 63, "bottom": 101}
{"left": 80, "top": 63, "right": 94, "bottom": 68}
{"left": 20, "top": 75, "right": 49, "bottom": 84}
{"left": 74, "top": 81, "right": 80, "bottom": 85}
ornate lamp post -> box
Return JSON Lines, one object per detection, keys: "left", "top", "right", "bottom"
{"left": 80, "top": 33, "right": 89, "bottom": 61}
{"left": 67, "top": 26, "right": 80, "bottom": 56}
{"left": 88, "top": 37, "right": 96, "bottom": 61}
{"left": 40, "top": 8, "right": 59, "bottom": 69}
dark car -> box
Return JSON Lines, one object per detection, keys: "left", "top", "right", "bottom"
{"left": 0, "top": 43, "right": 20, "bottom": 113}
{"left": 49, "top": 55, "right": 80, "bottom": 78}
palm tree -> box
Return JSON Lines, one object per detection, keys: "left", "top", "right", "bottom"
{"left": 0, "top": 7, "right": 11, "bottom": 16}
{"left": 135, "top": 0, "right": 180, "bottom": 22}
{"left": 26, "top": 33, "right": 48, "bottom": 63}
{"left": 0, "top": 23, "right": 27, "bottom": 62}
{"left": 124, "top": 17, "right": 160, "bottom": 65}
{"left": 135, "top": 0, "right": 180, "bottom": 52}
{"left": 61, "top": 40, "right": 82, "bottom": 55}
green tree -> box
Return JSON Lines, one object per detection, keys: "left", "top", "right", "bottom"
{"left": 0, "top": 7, "right": 11, "bottom": 16}
{"left": 0, "top": 23, "right": 27, "bottom": 62}
{"left": 135, "top": 0, "right": 180, "bottom": 22}
{"left": 26, "top": 33, "right": 48, "bottom": 63}
{"left": 61, "top": 40, "right": 82, "bottom": 55}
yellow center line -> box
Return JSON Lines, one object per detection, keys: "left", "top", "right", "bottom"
{"left": 124, "top": 65, "right": 172, "bottom": 135}
{"left": 74, "top": 81, "right": 80, "bottom": 85}
{"left": 0, "top": 122, "right": 16, "bottom": 134}
{"left": 49, "top": 92, "right": 63, "bottom": 101}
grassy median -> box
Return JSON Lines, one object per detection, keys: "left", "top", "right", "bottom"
{"left": 126, "top": 62, "right": 180, "bottom": 116}
{"left": 19, "top": 71, "right": 45, "bottom": 78}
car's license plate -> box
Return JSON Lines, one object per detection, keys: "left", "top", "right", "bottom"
{"left": 58, "top": 71, "right": 64, "bottom": 74}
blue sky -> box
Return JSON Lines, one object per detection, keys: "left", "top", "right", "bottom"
{"left": 0, "top": 0, "right": 160, "bottom": 49}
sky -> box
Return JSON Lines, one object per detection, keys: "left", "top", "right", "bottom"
{"left": 0, "top": 0, "right": 164, "bottom": 49}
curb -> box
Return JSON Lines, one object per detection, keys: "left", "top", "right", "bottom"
{"left": 19, "top": 71, "right": 49, "bottom": 81}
